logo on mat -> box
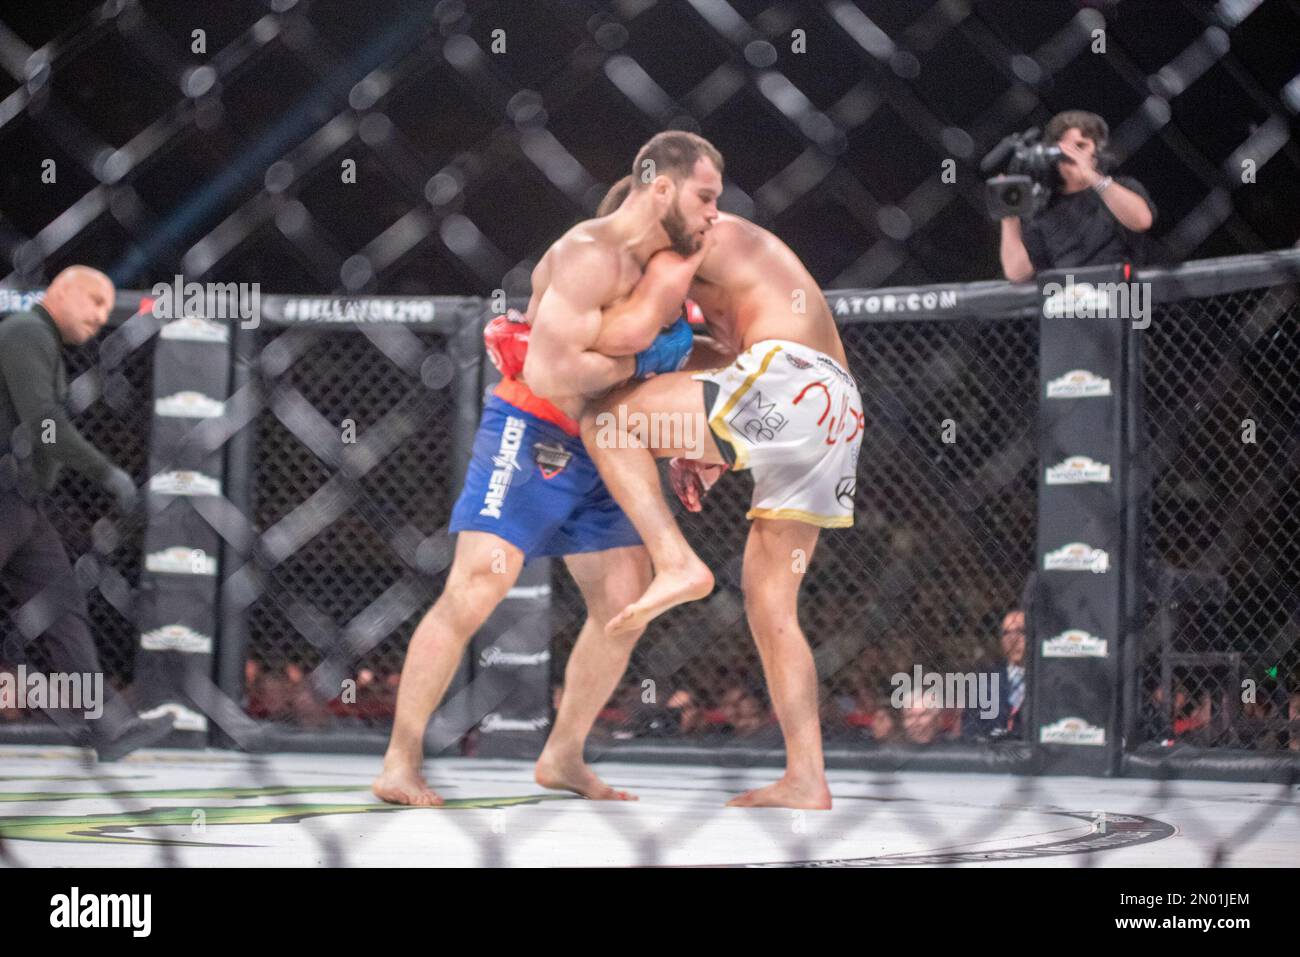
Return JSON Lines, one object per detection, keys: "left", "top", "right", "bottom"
{"left": 1042, "top": 629, "right": 1108, "bottom": 658}
{"left": 1045, "top": 456, "right": 1112, "bottom": 485}
{"left": 480, "top": 416, "right": 526, "bottom": 518}
{"left": 1045, "top": 369, "right": 1110, "bottom": 398}
{"left": 1043, "top": 542, "right": 1110, "bottom": 574}
{"left": 533, "top": 441, "right": 572, "bottom": 479}
{"left": 836, "top": 476, "right": 857, "bottom": 508}
{"left": 1039, "top": 717, "right": 1106, "bottom": 746}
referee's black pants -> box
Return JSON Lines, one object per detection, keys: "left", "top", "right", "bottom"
{"left": 0, "top": 489, "right": 134, "bottom": 740}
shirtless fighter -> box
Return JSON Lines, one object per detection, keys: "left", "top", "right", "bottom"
{"left": 571, "top": 179, "right": 864, "bottom": 809}
{"left": 372, "top": 131, "right": 724, "bottom": 806}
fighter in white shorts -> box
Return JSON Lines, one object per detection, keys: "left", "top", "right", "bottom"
{"left": 695, "top": 338, "right": 863, "bottom": 526}
{"left": 558, "top": 178, "right": 863, "bottom": 810}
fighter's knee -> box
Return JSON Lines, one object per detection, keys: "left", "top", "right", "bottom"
{"left": 439, "top": 566, "right": 513, "bottom": 623}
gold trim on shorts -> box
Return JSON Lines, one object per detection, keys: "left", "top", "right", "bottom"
{"left": 705, "top": 344, "right": 784, "bottom": 472}
{"left": 747, "top": 506, "right": 854, "bottom": 528}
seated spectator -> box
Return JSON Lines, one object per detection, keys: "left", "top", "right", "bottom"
{"left": 719, "top": 681, "right": 769, "bottom": 736}
{"left": 666, "top": 689, "right": 706, "bottom": 734}
{"left": 962, "top": 609, "right": 1027, "bottom": 739}
{"left": 900, "top": 690, "right": 949, "bottom": 745}
{"left": 868, "top": 702, "right": 898, "bottom": 743}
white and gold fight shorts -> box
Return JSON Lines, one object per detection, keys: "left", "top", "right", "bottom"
{"left": 694, "top": 339, "right": 863, "bottom": 528}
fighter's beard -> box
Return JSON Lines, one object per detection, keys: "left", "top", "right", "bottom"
{"left": 661, "top": 201, "right": 699, "bottom": 257}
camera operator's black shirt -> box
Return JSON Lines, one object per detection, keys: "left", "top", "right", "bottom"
{"left": 1022, "top": 176, "right": 1156, "bottom": 271}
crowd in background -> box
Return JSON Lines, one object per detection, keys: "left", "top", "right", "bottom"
{"left": 5, "top": 602, "right": 1298, "bottom": 751}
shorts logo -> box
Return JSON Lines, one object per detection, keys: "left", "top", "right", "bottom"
{"left": 533, "top": 441, "right": 572, "bottom": 480}
{"left": 729, "top": 390, "right": 788, "bottom": 443}
{"left": 480, "top": 416, "right": 526, "bottom": 518}
{"left": 836, "top": 476, "right": 856, "bottom": 508}
{"left": 784, "top": 354, "right": 813, "bottom": 370}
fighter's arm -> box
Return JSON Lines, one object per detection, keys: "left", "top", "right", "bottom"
{"left": 522, "top": 241, "right": 635, "bottom": 401}
{"left": 593, "top": 246, "right": 707, "bottom": 356}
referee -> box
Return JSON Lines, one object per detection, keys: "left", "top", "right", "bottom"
{"left": 0, "top": 265, "right": 173, "bottom": 760}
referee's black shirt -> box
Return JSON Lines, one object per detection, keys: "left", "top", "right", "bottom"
{"left": 0, "top": 303, "right": 113, "bottom": 495}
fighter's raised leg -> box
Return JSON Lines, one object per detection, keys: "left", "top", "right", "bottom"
{"left": 373, "top": 530, "right": 524, "bottom": 806}
{"left": 580, "top": 370, "right": 727, "bottom": 638}
{"left": 534, "top": 544, "right": 652, "bottom": 799}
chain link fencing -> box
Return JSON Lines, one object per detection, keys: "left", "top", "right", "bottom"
{"left": 1136, "top": 280, "right": 1300, "bottom": 753}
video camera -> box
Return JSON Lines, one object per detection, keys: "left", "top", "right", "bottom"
{"left": 980, "top": 127, "right": 1062, "bottom": 220}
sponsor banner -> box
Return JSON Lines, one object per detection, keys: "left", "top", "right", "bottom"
{"left": 471, "top": 560, "right": 552, "bottom": 758}
{"left": 1039, "top": 716, "right": 1107, "bottom": 745}
{"left": 1046, "top": 368, "right": 1111, "bottom": 398}
{"left": 140, "top": 625, "right": 213, "bottom": 654}
{"left": 159, "top": 317, "right": 230, "bottom": 342}
{"left": 1035, "top": 264, "right": 1126, "bottom": 775}
{"left": 506, "top": 584, "right": 551, "bottom": 600}
{"left": 138, "top": 701, "right": 209, "bottom": 732}
{"left": 478, "top": 646, "right": 551, "bottom": 668}
{"left": 0, "top": 289, "right": 44, "bottom": 313}
{"left": 479, "top": 712, "right": 551, "bottom": 733}
{"left": 277, "top": 297, "right": 437, "bottom": 323}
{"left": 830, "top": 289, "right": 960, "bottom": 317}
{"left": 145, "top": 547, "right": 218, "bottom": 576}
{"left": 155, "top": 391, "right": 226, "bottom": 418}
{"left": 1045, "top": 455, "right": 1112, "bottom": 485}
{"left": 149, "top": 470, "right": 222, "bottom": 497}
{"left": 1042, "top": 629, "right": 1109, "bottom": 658}
{"left": 1043, "top": 542, "right": 1110, "bottom": 573}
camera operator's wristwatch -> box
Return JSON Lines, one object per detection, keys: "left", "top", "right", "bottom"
{"left": 1092, "top": 174, "right": 1114, "bottom": 194}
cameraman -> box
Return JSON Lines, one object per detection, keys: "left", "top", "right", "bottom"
{"left": 1000, "top": 110, "right": 1156, "bottom": 282}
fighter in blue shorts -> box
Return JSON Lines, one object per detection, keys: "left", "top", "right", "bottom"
{"left": 374, "top": 131, "right": 727, "bottom": 806}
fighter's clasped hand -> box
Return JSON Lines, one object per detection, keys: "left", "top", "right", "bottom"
{"left": 484, "top": 308, "right": 530, "bottom": 379}
{"left": 668, "top": 457, "right": 728, "bottom": 512}
{"left": 633, "top": 315, "right": 694, "bottom": 379}
{"left": 483, "top": 304, "right": 698, "bottom": 381}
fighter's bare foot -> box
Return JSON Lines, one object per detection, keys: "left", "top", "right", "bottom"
{"left": 535, "top": 750, "right": 637, "bottom": 801}
{"left": 726, "top": 775, "right": 832, "bottom": 810}
{"left": 606, "top": 561, "right": 713, "bottom": 638}
{"left": 372, "top": 763, "right": 445, "bottom": 807}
